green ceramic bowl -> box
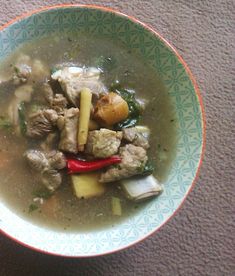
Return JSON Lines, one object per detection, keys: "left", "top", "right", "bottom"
{"left": 0, "top": 5, "right": 205, "bottom": 257}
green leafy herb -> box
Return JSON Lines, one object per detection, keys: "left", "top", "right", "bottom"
{"left": 115, "top": 117, "right": 139, "bottom": 129}
{"left": 0, "top": 116, "right": 12, "bottom": 130}
{"left": 28, "top": 204, "right": 39, "bottom": 213}
{"left": 142, "top": 160, "right": 154, "bottom": 176}
{"left": 111, "top": 83, "right": 142, "bottom": 130}
{"left": 18, "top": 102, "right": 27, "bottom": 135}
{"left": 33, "top": 189, "right": 53, "bottom": 200}
{"left": 13, "top": 66, "right": 20, "bottom": 74}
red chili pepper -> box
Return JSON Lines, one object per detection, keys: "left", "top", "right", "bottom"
{"left": 67, "top": 156, "right": 121, "bottom": 174}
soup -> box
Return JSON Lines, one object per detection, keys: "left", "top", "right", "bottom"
{"left": 0, "top": 33, "right": 177, "bottom": 232}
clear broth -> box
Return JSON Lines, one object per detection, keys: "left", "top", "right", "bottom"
{"left": 0, "top": 33, "right": 177, "bottom": 232}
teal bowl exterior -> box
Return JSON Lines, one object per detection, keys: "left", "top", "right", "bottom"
{"left": 0, "top": 5, "right": 205, "bottom": 257}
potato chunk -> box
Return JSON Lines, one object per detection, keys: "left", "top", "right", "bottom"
{"left": 94, "top": 92, "right": 129, "bottom": 126}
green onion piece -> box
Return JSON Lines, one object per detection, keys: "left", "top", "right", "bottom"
{"left": 28, "top": 204, "right": 39, "bottom": 213}
{"left": 33, "top": 189, "right": 53, "bottom": 200}
{"left": 18, "top": 102, "right": 27, "bottom": 135}
{"left": 13, "top": 66, "right": 20, "bottom": 74}
{"left": 111, "top": 83, "right": 142, "bottom": 129}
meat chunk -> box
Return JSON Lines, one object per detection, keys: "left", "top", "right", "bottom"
{"left": 41, "top": 169, "right": 62, "bottom": 191}
{"left": 13, "top": 64, "right": 32, "bottom": 84}
{"left": 85, "top": 128, "right": 123, "bottom": 158}
{"left": 51, "top": 67, "right": 107, "bottom": 106}
{"left": 57, "top": 108, "right": 79, "bottom": 154}
{"left": 43, "top": 83, "right": 54, "bottom": 103}
{"left": 43, "top": 83, "right": 68, "bottom": 114}
{"left": 46, "top": 150, "right": 67, "bottom": 170}
{"left": 24, "top": 149, "right": 66, "bottom": 191}
{"left": 51, "top": 94, "right": 68, "bottom": 113}
{"left": 12, "top": 55, "right": 32, "bottom": 84}
{"left": 100, "top": 144, "right": 148, "bottom": 183}
{"left": 24, "top": 150, "right": 66, "bottom": 171}
{"left": 7, "top": 85, "right": 33, "bottom": 135}
{"left": 14, "top": 84, "right": 33, "bottom": 102}
{"left": 122, "top": 127, "right": 150, "bottom": 149}
{"left": 24, "top": 149, "right": 49, "bottom": 172}
{"left": 32, "top": 59, "right": 50, "bottom": 80}
{"left": 12, "top": 54, "right": 49, "bottom": 84}
{"left": 40, "top": 132, "right": 59, "bottom": 152}
{"left": 26, "top": 109, "right": 58, "bottom": 138}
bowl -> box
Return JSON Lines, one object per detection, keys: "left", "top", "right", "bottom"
{"left": 0, "top": 4, "right": 205, "bottom": 257}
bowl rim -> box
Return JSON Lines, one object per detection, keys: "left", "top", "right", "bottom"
{"left": 0, "top": 4, "right": 206, "bottom": 258}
